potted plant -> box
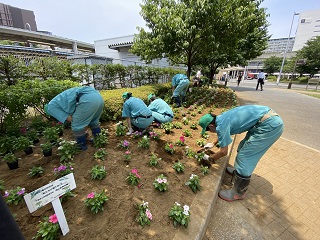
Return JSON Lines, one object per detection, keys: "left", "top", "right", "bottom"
{"left": 26, "top": 129, "right": 40, "bottom": 144}
{"left": 3, "top": 153, "right": 19, "bottom": 170}
{"left": 43, "top": 127, "right": 59, "bottom": 144}
{"left": 40, "top": 142, "right": 53, "bottom": 157}
{"left": 16, "top": 136, "right": 34, "bottom": 155}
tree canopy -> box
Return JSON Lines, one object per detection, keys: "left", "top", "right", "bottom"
{"left": 131, "top": 0, "right": 269, "bottom": 79}
{"left": 296, "top": 36, "right": 320, "bottom": 76}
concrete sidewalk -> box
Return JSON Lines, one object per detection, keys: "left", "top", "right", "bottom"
{"left": 204, "top": 134, "right": 320, "bottom": 240}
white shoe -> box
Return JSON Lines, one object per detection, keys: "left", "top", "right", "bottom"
{"left": 126, "top": 128, "right": 134, "bottom": 136}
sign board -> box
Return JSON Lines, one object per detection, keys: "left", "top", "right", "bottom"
{"left": 24, "top": 173, "right": 76, "bottom": 213}
{"left": 24, "top": 173, "right": 76, "bottom": 236}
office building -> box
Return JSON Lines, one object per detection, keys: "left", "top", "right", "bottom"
{"left": 292, "top": 9, "right": 320, "bottom": 51}
{"left": 265, "top": 37, "right": 295, "bottom": 53}
{"left": 0, "top": 3, "right": 37, "bottom": 31}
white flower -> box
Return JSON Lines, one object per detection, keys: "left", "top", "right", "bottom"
{"left": 183, "top": 210, "right": 189, "bottom": 216}
{"left": 183, "top": 205, "right": 189, "bottom": 212}
{"left": 190, "top": 174, "right": 197, "bottom": 179}
{"left": 175, "top": 202, "right": 180, "bottom": 206}
{"left": 185, "top": 146, "right": 189, "bottom": 149}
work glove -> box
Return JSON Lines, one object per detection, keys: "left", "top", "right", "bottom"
{"left": 204, "top": 143, "right": 214, "bottom": 149}
{"left": 126, "top": 128, "right": 134, "bottom": 136}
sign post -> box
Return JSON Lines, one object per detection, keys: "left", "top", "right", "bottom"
{"left": 24, "top": 173, "right": 76, "bottom": 236}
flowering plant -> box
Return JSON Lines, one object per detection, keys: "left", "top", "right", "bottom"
{"left": 59, "top": 190, "right": 76, "bottom": 203}
{"left": 172, "top": 161, "right": 185, "bottom": 173}
{"left": 94, "top": 148, "right": 107, "bottom": 160}
{"left": 15, "top": 136, "right": 34, "bottom": 150}
{"left": 57, "top": 140, "right": 79, "bottom": 162}
{"left": 186, "top": 174, "right": 201, "bottom": 193}
{"left": 123, "top": 150, "right": 131, "bottom": 164}
{"left": 93, "top": 132, "right": 108, "bottom": 148}
{"left": 84, "top": 190, "right": 109, "bottom": 214}
{"left": 185, "top": 146, "right": 196, "bottom": 158}
{"left": 153, "top": 174, "right": 168, "bottom": 192}
{"left": 34, "top": 214, "right": 61, "bottom": 240}
{"left": 196, "top": 139, "right": 206, "bottom": 147}
{"left": 3, "top": 186, "right": 25, "bottom": 205}
{"left": 190, "top": 122, "right": 198, "bottom": 130}
{"left": 173, "top": 122, "right": 183, "bottom": 129}
{"left": 115, "top": 122, "right": 126, "bottom": 136}
{"left": 40, "top": 142, "right": 53, "bottom": 152}
{"left": 136, "top": 201, "right": 153, "bottom": 227}
{"left": 168, "top": 202, "right": 190, "bottom": 228}
{"left": 191, "top": 112, "right": 197, "bottom": 117}
{"left": 3, "top": 152, "right": 19, "bottom": 164}
{"left": 183, "top": 129, "right": 192, "bottom": 137}
{"left": 28, "top": 166, "right": 44, "bottom": 178}
{"left": 53, "top": 163, "right": 74, "bottom": 178}
{"left": 149, "top": 131, "right": 161, "bottom": 141}
{"left": 132, "top": 130, "right": 142, "bottom": 139}
{"left": 200, "top": 165, "right": 209, "bottom": 175}
{"left": 182, "top": 117, "right": 189, "bottom": 125}
{"left": 175, "top": 136, "right": 186, "bottom": 146}
{"left": 149, "top": 153, "right": 161, "bottom": 167}
{"left": 165, "top": 142, "right": 175, "bottom": 154}
{"left": 161, "top": 122, "right": 174, "bottom": 133}
{"left": 195, "top": 152, "right": 205, "bottom": 163}
{"left": 138, "top": 136, "right": 150, "bottom": 149}
{"left": 118, "top": 140, "right": 130, "bottom": 149}
{"left": 202, "top": 132, "right": 210, "bottom": 139}
{"left": 126, "top": 168, "right": 141, "bottom": 186}
{"left": 91, "top": 165, "right": 107, "bottom": 180}
{"left": 43, "top": 127, "right": 59, "bottom": 143}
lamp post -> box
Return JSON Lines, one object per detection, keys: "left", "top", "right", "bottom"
{"left": 277, "top": 12, "right": 299, "bottom": 85}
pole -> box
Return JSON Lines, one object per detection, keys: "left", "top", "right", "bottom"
{"left": 277, "top": 12, "right": 299, "bottom": 85}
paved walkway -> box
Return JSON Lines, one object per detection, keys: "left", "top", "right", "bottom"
{"left": 203, "top": 82, "right": 320, "bottom": 240}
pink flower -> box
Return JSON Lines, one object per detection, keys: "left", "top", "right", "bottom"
{"left": 179, "top": 136, "right": 185, "bottom": 142}
{"left": 169, "top": 144, "right": 173, "bottom": 148}
{"left": 135, "top": 173, "right": 141, "bottom": 179}
{"left": 123, "top": 140, "right": 130, "bottom": 147}
{"left": 49, "top": 214, "right": 58, "bottom": 224}
{"left": 87, "top": 192, "right": 95, "bottom": 199}
{"left": 146, "top": 209, "right": 152, "bottom": 220}
{"left": 125, "top": 150, "right": 131, "bottom": 155}
{"left": 131, "top": 168, "right": 138, "bottom": 174}
{"left": 17, "top": 188, "right": 25, "bottom": 195}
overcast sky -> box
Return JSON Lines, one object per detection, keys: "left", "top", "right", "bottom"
{"left": 6, "top": 0, "right": 320, "bottom": 44}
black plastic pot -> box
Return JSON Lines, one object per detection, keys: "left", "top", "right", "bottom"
{"left": 33, "top": 139, "right": 40, "bottom": 144}
{"left": 7, "top": 161, "right": 19, "bottom": 170}
{"left": 24, "top": 147, "right": 33, "bottom": 155}
{"left": 42, "top": 149, "right": 52, "bottom": 157}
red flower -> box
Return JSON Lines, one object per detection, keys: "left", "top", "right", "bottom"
{"left": 49, "top": 214, "right": 58, "bottom": 224}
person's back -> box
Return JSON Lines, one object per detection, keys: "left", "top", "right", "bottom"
{"left": 148, "top": 98, "right": 173, "bottom": 123}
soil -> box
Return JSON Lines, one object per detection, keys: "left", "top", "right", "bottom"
{"left": 1, "top": 107, "right": 221, "bottom": 240}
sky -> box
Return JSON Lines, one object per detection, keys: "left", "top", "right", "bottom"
{"left": 6, "top": 0, "right": 320, "bottom": 44}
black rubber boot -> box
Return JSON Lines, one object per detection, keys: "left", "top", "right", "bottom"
{"left": 181, "top": 96, "right": 186, "bottom": 104}
{"left": 91, "top": 126, "right": 101, "bottom": 137}
{"left": 174, "top": 97, "right": 181, "bottom": 108}
{"left": 73, "top": 130, "right": 88, "bottom": 150}
{"left": 219, "top": 171, "right": 250, "bottom": 202}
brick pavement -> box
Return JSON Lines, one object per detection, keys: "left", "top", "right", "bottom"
{"left": 204, "top": 133, "right": 320, "bottom": 240}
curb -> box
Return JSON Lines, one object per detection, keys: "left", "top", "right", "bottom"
{"left": 173, "top": 135, "right": 238, "bottom": 240}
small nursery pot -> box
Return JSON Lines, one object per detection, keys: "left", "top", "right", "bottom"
{"left": 7, "top": 161, "right": 19, "bottom": 170}
{"left": 24, "top": 147, "right": 33, "bottom": 155}
{"left": 42, "top": 149, "right": 52, "bottom": 157}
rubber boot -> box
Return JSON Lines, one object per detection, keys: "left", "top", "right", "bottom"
{"left": 181, "top": 96, "right": 186, "bottom": 104}
{"left": 226, "top": 166, "right": 235, "bottom": 175}
{"left": 73, "top": 130, "right": 87, "bottom": 150}
{"left": 218, "top": 171, "right": 250, "bottom": 202}
{"left": 91, "top": 126, "right": 101, "bottom": 137}
{"left": 174, "top": 97, "right": 181, "bottom": 108}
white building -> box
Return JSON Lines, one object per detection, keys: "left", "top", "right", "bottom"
{"left": 265, "top": 37, "right": 295, "bottom": 53}
{"left": 292, "top": 9, "right": 320, "bottom": 51}
{"left": 94, "top": 35, "right": 171, "bottom": 68}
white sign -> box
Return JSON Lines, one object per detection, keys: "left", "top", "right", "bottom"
{"left": 24, "top": 173, "right": 76, "bottom": 236}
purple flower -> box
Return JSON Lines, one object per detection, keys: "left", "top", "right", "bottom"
{"left": 123, "top": 140, "right": 130, "bottom": 147}
{"left": 3, "top": 191, "right": 9, "bottom": 197}
{"left": 17, "top": 188, "right": 25, "bottom": 195}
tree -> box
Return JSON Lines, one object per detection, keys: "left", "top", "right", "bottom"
{"left": 131, "top": 0, "right": 269, "bottom": 80}
{"left": 0, "top": 56, "right": 25, "bottom": 86}
{"left": 263, "top": 56, "right": 283, "bottom": 75}
{"left": 296, "top": 36, "right": 320, "bottom": 77}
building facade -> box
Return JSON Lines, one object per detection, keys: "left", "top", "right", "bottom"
{"left": 0, "top": 3, "right": 37, "bottom": 31}
{"left": 292, "top": 9, "right": 320, "bottom": 51}
{"left": 265, "top": 37, "right": 295, "bottom": 53}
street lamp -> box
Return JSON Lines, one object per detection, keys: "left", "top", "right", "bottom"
{"left": 277, "top": 12, "right": 299, "bottom": 85}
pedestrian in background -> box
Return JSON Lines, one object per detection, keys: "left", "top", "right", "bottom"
{"left": 256, "top": 70, "right": 265, "bottom": 91}
{"left": 45, "top": 86, "right": 104, "bottom": 150}
{"left": 237, "top": 74, "right": 242, "bottom": 86}
{"left": 147, "top": 93, "right": 174, "bottom": 123}
{"left": 122, "top": 92, "right": 154, "bottom": 135}
{"left": 198, "top": 105, "right": 284, "bottom": 202}
{"left": 171, "top": 73, "right": 190, "bottom": 107}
